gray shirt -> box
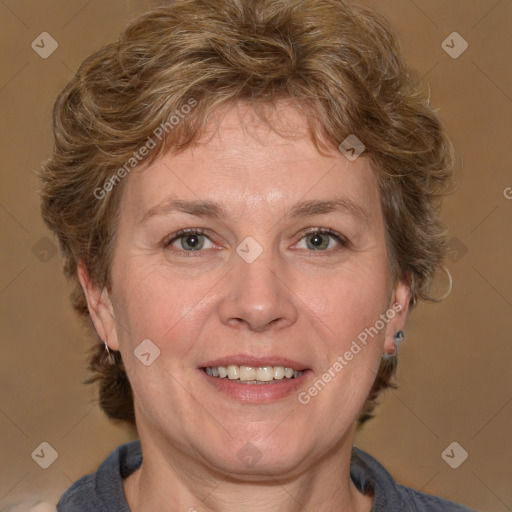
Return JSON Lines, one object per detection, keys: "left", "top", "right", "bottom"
{"left": 57, "top": 440, "right": 477, "bottom": 511}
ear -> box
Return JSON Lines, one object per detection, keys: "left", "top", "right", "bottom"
{"left": 77, "top": 261, "right": 120, "bottom": 351}
{"left": 382, "top": 279, "right": 410, "bottom": 356}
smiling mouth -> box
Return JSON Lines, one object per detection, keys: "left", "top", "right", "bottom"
{"left": 202, "top": 365, "right": 303, "bottom": 384}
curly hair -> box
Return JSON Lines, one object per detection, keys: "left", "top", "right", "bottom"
{"left": 39, "top": 0, "right": 454, "bottom": 427}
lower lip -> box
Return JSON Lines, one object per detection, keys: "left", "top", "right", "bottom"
{"left": 199, "top": 369, "right": 311, "bottom": 403}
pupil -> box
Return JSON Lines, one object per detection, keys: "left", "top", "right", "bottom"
{"left": 311, "top": 234, "right": 322, "bottom": 247}
{"left": 185, "top": 234, "right": 200, "bottom": 249}
{"left": 307, "top": 233, "right": 329, "bottom": 250}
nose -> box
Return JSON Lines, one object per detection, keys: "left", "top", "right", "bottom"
{"left": 218, "top": 248, "right": 298, "bottom": 333}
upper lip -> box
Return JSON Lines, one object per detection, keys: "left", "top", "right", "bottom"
{"left": 200, "top": 355, "right": 309, "bottom": 371}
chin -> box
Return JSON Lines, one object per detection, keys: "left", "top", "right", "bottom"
{"left": 199, "top": 434, "right": 313, "bottom": 479}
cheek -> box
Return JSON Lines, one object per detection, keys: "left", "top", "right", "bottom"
{"left": 301, "top": 282, "right": 388, "bottom": 414}
{"left": 111, "top": 260, "right": 213, "bottom": 351}
{"left": 303, "top": 263, "right": 391, "bottom": 336}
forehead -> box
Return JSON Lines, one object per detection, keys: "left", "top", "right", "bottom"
{"left": 122, "top": 103, "right": 381, "bottom": 222}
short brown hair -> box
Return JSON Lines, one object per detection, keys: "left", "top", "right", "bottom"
{"left": 39, "top": 0, "right": 453, "bottom": 427}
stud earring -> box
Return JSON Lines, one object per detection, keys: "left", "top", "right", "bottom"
{"left": 382, "top": 330, "right": 405, "bottom": 359}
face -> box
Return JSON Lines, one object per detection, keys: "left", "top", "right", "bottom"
{"left": 82, "top": 103, "right": 408, "bottom": 478}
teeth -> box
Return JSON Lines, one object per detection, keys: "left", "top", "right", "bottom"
{"left": 204, "top": 365, "right": 303, "bottom": 383}
{"left": 227, "top": 365, "right": 239, "bottom": 380}
{"left": 256, "top": 366, "right": 274, "bottom": 382}
{"left": 273, "top": 366, "right": 285, "bottom": 379}
{"left": 239, "top": 366, "right": 256, "bottom": 380}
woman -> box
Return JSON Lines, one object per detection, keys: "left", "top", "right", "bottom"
{"left": 39, "top": 0, "right": 477, "bottom": 510}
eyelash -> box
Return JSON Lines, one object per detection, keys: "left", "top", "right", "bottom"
{"left": 294, "top": 228, "right": 349, "bottom": 253}
{"left": 163, "top": 227, "right": 349, "bottom": 256}
{"left": 163, "top": 228, "right": 208, "bottom": 254}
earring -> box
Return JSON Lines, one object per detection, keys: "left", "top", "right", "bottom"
{"left": 382, "top": 330, "right": 405, "bottom": 359}
{"left": 104, "top": 337, "right": 115, "bottom": 365}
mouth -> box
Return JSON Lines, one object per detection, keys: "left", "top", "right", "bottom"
{"left": 199, "top": 356, "right": 310, "bottom": 402}
{"left": 202, "top": 365, "right": 303, "bottom": 384}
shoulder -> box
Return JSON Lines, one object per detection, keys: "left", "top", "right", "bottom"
{"left": 57, "top": 472, "right": 98, "bottom": 511}
{"left": 57, "top": 440, "right": 141, "bottom": 512}
{"left": 351, "top": 447, "right": 478, "bottom": 511}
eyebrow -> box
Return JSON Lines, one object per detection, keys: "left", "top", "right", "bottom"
{"left": 138, "top": 196, "right": 369, "bottom": 226}
{"left": 288, "top": 198, "right": 368, "bottom": 225}
{"left": 139, "top": 198, "right": 228, "bottom": 225}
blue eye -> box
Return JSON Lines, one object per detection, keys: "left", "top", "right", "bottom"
{"left": 296, "top": 229, "right": 347, "bottom": 251}
{"left": 166, "top": 229, "right": 214, "bottom": 251}
{"left": 164, "top": 228, "right": 348, "bottom": 254}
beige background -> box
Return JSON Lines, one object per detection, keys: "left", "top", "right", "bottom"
{"left": 1, "top": 0, "right": 511, "bottom": 510}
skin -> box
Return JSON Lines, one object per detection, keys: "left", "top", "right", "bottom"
{"left": 79, "top": 102, "right": 409, "bottom": 512}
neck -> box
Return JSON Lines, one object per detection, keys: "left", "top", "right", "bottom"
{"left": 123, "top": 426, "right": 373, "bottom": 512}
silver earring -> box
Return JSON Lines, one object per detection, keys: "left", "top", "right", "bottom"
{"left": 104, "top": 338, "right": 115, "bottom": 365}
{"left": 382, "top": 330, "right": 405, "bottom": 359}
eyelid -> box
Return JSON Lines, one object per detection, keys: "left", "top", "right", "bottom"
{"left": 163, "top": 227, "right": 349, "bottom": 254}
{"left": 163, "top": 227, "right": 206, "bottom": 245}
{"left": 293, "top": 227, "right": 350, "bottom": 250}
{"left": 163, "top": 228, "right": 217, "bottom": 250}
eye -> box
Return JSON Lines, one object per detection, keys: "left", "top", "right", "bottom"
{"left": 165, "top": 229, "right": 215, "bottom": 252}
{"left": 295, "top": 228, "right": 348, "bottom": 251}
